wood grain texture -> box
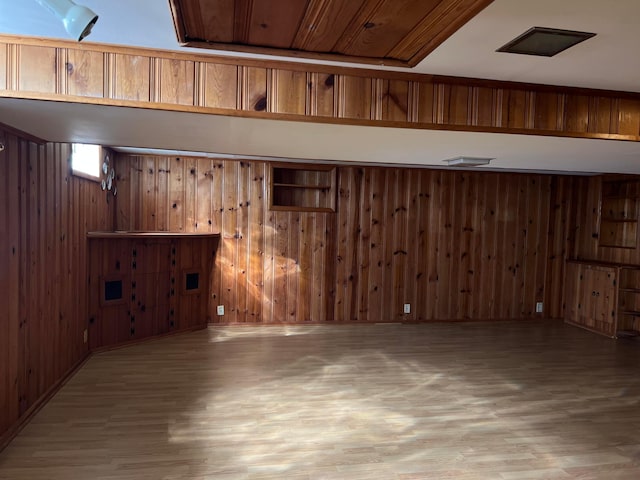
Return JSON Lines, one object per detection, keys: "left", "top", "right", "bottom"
{"left": 3, "top": 322, "right": 640, "bottom": 479}
{"left": 115, "top": 153, "right": 575, "bottom": 324}
{"left": 0, "top": 125, "right": 114, "bottom": 444}
{"left": 86, "top": 235, "right": 218, "bottom": 350}
{"left": 2, "top": 36, "right": 640, "bottom": 142}
{"left": 65, "top": 49, "right": 104, "bottom": 98}
{"left": 170, "top": 0, "right": 493, "bottom": 66}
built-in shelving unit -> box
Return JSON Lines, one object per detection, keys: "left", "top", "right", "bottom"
{"left": 269, "top": 164, "right": 336, "bottom": 212}
{"left": 617, "top": 267, "right": 640, "bottom": 337}
{"left": 599, "top": 178, "right": 640, "bottom": 249}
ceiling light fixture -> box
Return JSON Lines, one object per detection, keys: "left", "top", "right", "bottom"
{"left": 444, "top": 157, "right": 493, "bottom": 167}
{"left": 34, "top": 0, "right": 98, "bottom": 41}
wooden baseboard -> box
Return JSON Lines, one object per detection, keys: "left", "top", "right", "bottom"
{"left": 209, "top": 317, "right": 561, "bottom": 326}
{"left": 564, "top": 319, "right": 616, "bottom": 338}
{"left": 90, "top": 324, "right": 208, "bottom": 354}
{"left": 0, "top": 352, "right": 91, "bottom": 453}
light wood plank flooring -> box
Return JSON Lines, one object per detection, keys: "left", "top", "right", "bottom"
{"left": 2, "top": 321, "right": 640, "bottom": 479}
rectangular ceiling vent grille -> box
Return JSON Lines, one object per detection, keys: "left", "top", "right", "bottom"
{"left": 497, "top": 27, "right": 596, "bottom": 57}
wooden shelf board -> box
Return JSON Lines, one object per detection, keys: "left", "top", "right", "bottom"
{"left": 270, "top": 205, "right": 335, "bottom": 213}
{"left": 598, "top": 242, "right": 636, "bottom": 249}
{"left": 619, "top": 288, "right": 640, "bottom": 293}
{"left": 619, "top": 310, "right": 640, "bottom": 317}
{"left": 600, "top": 218, "right": 638, "bottom": 223}
{"left": 273, "top": 183, "right": 332, "bottom": 189}
{"left": 88, "top": 231, "right": 220, "bottom": 239}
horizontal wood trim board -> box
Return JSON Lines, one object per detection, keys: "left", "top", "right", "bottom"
{"left": 181, "top": 40, "right": 411, "bottom": 67}
{"left": 1, "top": 35, "right": 640, "bottom": 142}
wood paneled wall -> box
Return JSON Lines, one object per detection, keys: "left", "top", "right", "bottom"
{"left": 0, "top": 127, "right": 114, "bottom": 445}
{"left": 2, "top": 35, "right": 640, "bottom": 142}
{"left": 115, "top": 153, "right": 575, "bottom": 323}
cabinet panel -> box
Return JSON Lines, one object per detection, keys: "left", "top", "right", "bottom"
{"left": 588, "top": 267, "right": 616, "bottom": 336}
{"left": 565, "top": 261, "right": 617, "bottom": 338}
{"left": 563, "top": 261, "right": 581, "bottom": 324}
{"left": 88, "top": 234, "right": 218, "bottom": 349}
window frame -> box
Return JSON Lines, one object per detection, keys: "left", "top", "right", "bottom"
{"left": 70, "top": 143, "right": 102, "bottom": 183}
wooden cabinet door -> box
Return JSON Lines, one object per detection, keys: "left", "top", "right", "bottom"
{"left": 572, "top": 265, "right": 616, "bottom": 337}
{"left": 566, "top": 263, "right": 617, "bottom": 337}
{"left": 88, "top": 238, "right": 132, "bottom": 349}
{"left": 589, "top": 267, "right": 617, "bottom": 337}
{"left": 577, "top": 266, "right": 596, "bottom": 329}
{"left": 564, "top": 262, "right": 581, "bottom": 324}
{"left": 130, "top": 240, "right": 172, "bottom": 339}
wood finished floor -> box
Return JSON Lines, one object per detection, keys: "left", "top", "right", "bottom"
{"left": 2, "top": 321, "right": 640, "bottom": 479}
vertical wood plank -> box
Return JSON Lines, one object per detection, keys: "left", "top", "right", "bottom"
{"left": 113, "top": 54, "right": 151, "bottom": 101}
{"left": 242, "top": 66, "right": 268, "bottom": 112}
{"left": 203, "top": 63, "right": 238, "bottom": 109}
{"left": 380, "top": 79, "right": 409, "bottom": 122}
{"left": 0, "top": 43, "right": 7, "bottom": 89}
{"left": 17, "top": 45, "right": 56, "bottom": 93}
{"left": 159, "top": 58, "right": 195, "bottom": 106}
{"left": 168, "top": 157, "right": 185, "bottom": 232}
{"left": 338, "top": 75, "right": 372, "bottom": 120}
{"left": 309, "top": 72, "right": 336, "bottom": 117}
{"left": 66, "top": 49, "right": 104, "bottom": 98}
{"left": 273, "top": 69, "right": 306, "bottom": 115}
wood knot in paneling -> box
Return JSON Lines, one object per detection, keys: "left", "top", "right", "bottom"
{"left": 325, "top": 75, "right": 335, "bottom": 88}
{"left": 254, "top": 96, "right": 267, "bottom": 111}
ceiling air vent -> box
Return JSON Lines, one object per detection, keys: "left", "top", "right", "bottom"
{"left": 497, "top": 27, "right": 596, "bottom": 57}
{"left": 444, "top": 157, "right": 493, "bottom": 167}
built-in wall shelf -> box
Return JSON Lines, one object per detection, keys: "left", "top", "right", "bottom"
{"left": 599, "top": 178, "right": 640, "bottom": 249}
{"left": 269, "top": 164, "right": 336, "bottom": 212}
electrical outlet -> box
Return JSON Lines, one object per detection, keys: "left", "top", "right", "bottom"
{"left": 217, "top": 305, "right": 225, "bottom": 316}
{"left": 536, "top": 302, "right": 543, "bottom": 313}
{"left": 403, "top": 303, "right": 411, "bottom": 314}
{"left": 83, "top": 329, "right": 88, "bottom": 344}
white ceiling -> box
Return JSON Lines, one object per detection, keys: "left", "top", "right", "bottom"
{"left": 1, "top": 0, "right": 640, "bottom": 173}
{"left": 3, "top": 98, "right": 640, "bottom": 175}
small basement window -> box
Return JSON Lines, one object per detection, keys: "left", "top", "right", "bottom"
{"left": 71, "top": 143, "right": 101, "bottom": 180}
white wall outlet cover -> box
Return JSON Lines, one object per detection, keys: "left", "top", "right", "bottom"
{"left": 536, "top": 302, "right": 543, "bottom": 313}
{"left": 403, "top": 303, "right": 411, "bottom": 314}
{"left": 217, "top": 305, "right": 225, "bottom": 315}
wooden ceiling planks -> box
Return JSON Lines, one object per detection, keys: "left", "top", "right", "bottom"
{"left": 169, "top": 0, "right": 495, "bottom": 66}
{"left": 333, "top": 0, "right": 442, "bottom": 59}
